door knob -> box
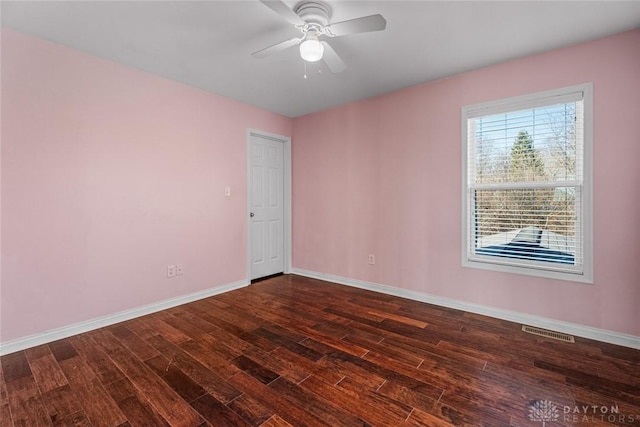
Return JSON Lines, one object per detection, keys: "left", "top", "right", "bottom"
{"left": 250, "top": 212, "right": 255, "bottom": 217}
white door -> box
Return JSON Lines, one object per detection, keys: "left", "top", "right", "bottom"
{"left": 249, "top": 134, "right": 284, "bottom": 280}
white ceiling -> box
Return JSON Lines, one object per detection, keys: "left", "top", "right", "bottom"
{"left": 3, "top": 1, "right": 640, "bottom": 118}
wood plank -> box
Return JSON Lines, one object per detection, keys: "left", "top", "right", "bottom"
{"left": 107, "top": 324, "right": 160, "bottom": 361}
{"left": 0, "top": 361, "right": 8, "bottom": 406}
{"left": 189, "top": 393, "right": 250, "bottom": 427}
{"left": 327, "top": 350, "right": 443, "bottom": 398}
{"left": 299, "top": 374, "right": 410, "bottom": 426}
{"left": 145, "top": 335, "right": 242, "bottom": 403}
{"left": 226, "top": 394, "right": 273, "bottom": 427}
{"left": 377, "top": 379, "right": 439, "bottom": 413}
{"left": 258, "top": 415, "right": 294, "bottom": 427}
{"left": 240, "top": 346, "right": 309, "bottom": 385}
{"left": 434, "top": 361, "right": 575, "bottom": 425}
{"left": 120, "top": 318, "right": 160, "bottom": 342}
{"left": 231, "top": 355, "right": 280, "bottom": 385}
{"left": 4, "top": 376, "right": 51, "bottom": 427}
{"left": 185, "top": 300, "right": 261, "bottom": 332}
{"left": 67, "top": 334, "right": 125, "bottom": 386}
{"left": 151, "top": 364, "right": 208, "bottom": 403}
{"left": 253, "top": 327, "right": 323, "bottom": 362}
{"left": 51, "top": 411, "right": 92, "bottom": 427}
{"left": 0, "top": 403, "right": 13, "bottom": 427}
{"left": 88, "top": 329, "right": 204, "bottom": 427}
{"left": 436, "top": 340, "right": 509, "bottom": 366}
{"left": 405, "top": 407, "right": 457, "bottom": 427}
{"left": 315, "top": 354, "right": 386, "bottom": 390}
{"left": 162, "top": 310, "right": 256, "bottom": 358}
{"left": 268, "top": 346, "right": 343, "bottom": 386}
{"left": 534, "top": 359, "right": 640, "bottom": 398}
{"left": 47, "top": 341, "right": 78, "bottom": 363}
{"left": 103, "top": 377, "right": 170, "bottom": 427}
{"left": 177, "top": 340, "right": 241, "bottom": 381}
{"left": 162, "top": 311, "right": 252, "bottom": 359}
{"left": 136, "top": 314, "right": 192, "bottom": 346}
{"left": 57, "top": 355, "right": 127, "bottom": 427}
{"left": 268, "top": 376, "right": 365, "bottom": 427}
{"left": 346, "top": 295, "right": 403, "bottom": 314}
{"left": 228, "top": 372, "right": 327, "bottom": 427}
{"left": 24, "top": 346, "right": 51, "bottom": 362}
{"left": 429, "top": 402, "right": 504, "bottom": 427}
{"left": 365, "top": 308, "right": 428, "bottom": 328}
{"left": 600, "top": 341, "right": 640, "bottom": 363}
{"left": 1, "top": 352, "right": 32, "bottom": 383}
{"left": 40, "top": 385, "right": 83, "bottom": 424}
{"left": 342, "top": 334, "right": 424, "bottom": 367}
{"left": 28, "top": 355, "right": 68, "bottom": 393}
{"left": 295, "top": 327, "right": 369, "bottom": 358}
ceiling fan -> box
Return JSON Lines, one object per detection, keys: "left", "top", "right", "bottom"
{"left": 252, "top": 0, "right": 387, "bottom": 73}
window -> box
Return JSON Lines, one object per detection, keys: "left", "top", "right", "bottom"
{"left": 462, "top": 84, "right": 592, "bottom": 282}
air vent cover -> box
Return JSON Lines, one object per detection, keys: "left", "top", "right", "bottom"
{"left": 522, "top": 325, "right": 575, "bottom": 343}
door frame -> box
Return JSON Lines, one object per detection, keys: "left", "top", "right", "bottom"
{"left": 246, "top": 129, "right": 292, "bottom": 281}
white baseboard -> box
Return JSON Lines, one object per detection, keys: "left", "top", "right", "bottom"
{"left": 292, "top": 268, "right": 640, "bottom": 350}
{"left": 4, "top": 271, "right": 637, "bottom": 354}
{"left": 0, "top": 279, "right": 249, "bottom": 356}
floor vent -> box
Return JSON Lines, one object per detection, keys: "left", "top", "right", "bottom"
{"left": 521, "top": 325, "right": 575, "bottom": 343}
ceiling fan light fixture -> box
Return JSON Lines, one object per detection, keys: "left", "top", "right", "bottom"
{"left": 299, "top": 38, "right": 324, "bottom": 62}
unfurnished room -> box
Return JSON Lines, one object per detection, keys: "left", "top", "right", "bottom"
{"left": 1, "top": 1, "right": 639, "bottom": 426}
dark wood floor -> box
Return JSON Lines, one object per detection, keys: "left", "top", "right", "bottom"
{"left": 1, "top": 275, "right": 639, "bottom": 427}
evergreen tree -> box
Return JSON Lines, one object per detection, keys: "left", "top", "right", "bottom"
{"left": 507, "top": 130, "right": 551, "bottom": 230}
{"left": 509, "top": 130, "right": 545, "bottom": 181}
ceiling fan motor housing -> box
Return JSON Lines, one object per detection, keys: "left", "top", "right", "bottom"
{"left": 294, "top": 1, "right": 332, "bottom": 26}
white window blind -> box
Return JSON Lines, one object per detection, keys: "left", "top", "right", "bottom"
{"left": 462, "top": 84, "right": 592, "bottom": 281}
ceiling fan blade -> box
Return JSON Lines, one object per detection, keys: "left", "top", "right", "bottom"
{"left": 259, "top": 0, "right": 305, "bottom": 26}
{"left": 252, "top": 37, "right": 302, "bottom": 58}
{"left": 321, "top": 42, "right": 347, "bottom": 73}
{"left": 326, "top": 14, "right": 387, "bottom": 36}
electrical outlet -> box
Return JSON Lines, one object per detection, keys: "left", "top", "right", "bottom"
{"left": 167, "top": 265, "right": 176, "bottom": 278}
{"left": 368, "top": 254, "right": 375, "bottom": 265}
{"left": 176, "top": 264, "right": 184, "bottom": 276}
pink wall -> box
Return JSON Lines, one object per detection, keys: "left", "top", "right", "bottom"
{"left": 2, "top": 27, "right": 638, "bottom": 345}
{"left": 292, "top": 30, "right": 640, "bottom": 337}
{"left": 1, "top": 29, "right": 292, "bottom": 342}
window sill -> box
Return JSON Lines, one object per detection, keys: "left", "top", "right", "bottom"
{"left": 462, "top": 257, "right": 593, "bottom": 284}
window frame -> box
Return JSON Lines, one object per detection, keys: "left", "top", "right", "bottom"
{"left": 461, "top": 83, "right": 593, "bottom": 283}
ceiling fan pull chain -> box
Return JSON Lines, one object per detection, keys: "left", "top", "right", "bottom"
{"left": 304, "top": 61, "right": 308, "bottom": 79}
